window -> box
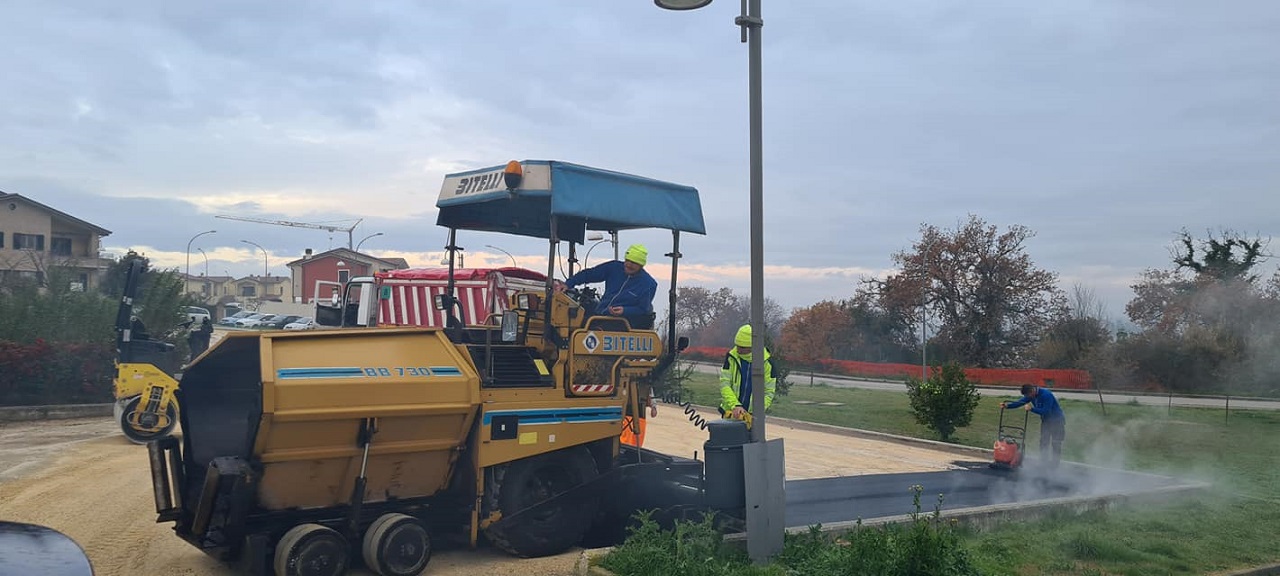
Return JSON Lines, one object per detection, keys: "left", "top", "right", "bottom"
{"left": 0, "top": 232, "right": 5, "bottom": 248}
{"left": 13, "top": 233, "right": 44, "bottom": 251}
{"left": 240, "top": 285, "right": 257, "bottom": 297}
{"left": 51, "top": 237, "right": 72, "bottom": 256}
{"left": 338, "top": 269, "right": 350, "bottom": 284}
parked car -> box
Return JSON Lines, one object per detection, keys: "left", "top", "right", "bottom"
{"left": 235, "top": 313, "right": 276, "bottom": 328}
{"left": 219, "top": 311, "right": 253, "bottom": 326}
{"left": 283, "top": 317, "right": 315, "bottom": 330}
{"left": 185, "top": 306, "right": 211, "bottom": 325}
{"left": 260, "top": 315, "right": 302, "bottom": 330}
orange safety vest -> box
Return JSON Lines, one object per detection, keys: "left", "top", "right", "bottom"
{"left": 620, "top": 415, "right": 647, "bottom": 447}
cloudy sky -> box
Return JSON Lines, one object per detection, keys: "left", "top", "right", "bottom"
{"left": 4, "top": 1, "right": 1278, "bottom": 325}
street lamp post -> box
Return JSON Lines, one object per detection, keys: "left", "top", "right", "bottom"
{"left": 356, "top": 232, "right": 384, "bottom": 252}
{"left": 922, "top": 243, "right": 929, "bottom": 380}
{"left": 655, "top": 0, "right": 782, "bottom": 563}
{"left": 582, "top": 239, "right": 611, "bottom": 268}
{"left": 240, "top": 240, "right": 268, "bottom": 277}
{"left": 197, "top": 248, "right": 210, "bottom": 297}
{"left": 186, "top": 230, "right": 216, "bottom": 291}
{"left": 197, "top": 248, "right": 209, "bottom": 277}
{"left": 485, "top": 244, "right": 518, "bottom": 267}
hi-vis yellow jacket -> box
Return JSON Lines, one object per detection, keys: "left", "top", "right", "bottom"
{"left": 718, "top": 347, "right": 776, "bottom": 416}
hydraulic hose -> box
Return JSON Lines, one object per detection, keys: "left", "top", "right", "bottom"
{"left": 658, "top": 390, "right": 711, "bottom": 431}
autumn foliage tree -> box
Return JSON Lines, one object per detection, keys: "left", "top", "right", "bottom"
{"left": 780, "top": 301, "right": 850, "bottom": 359}
{"left": 862, "top": 214, "right": 1067, "bottom": 368}
{"left": 778, "top": 296, "right": 917, "bottom": 372}
{"left": 1121, "top": 229, "right": 1280, "bottom": 394}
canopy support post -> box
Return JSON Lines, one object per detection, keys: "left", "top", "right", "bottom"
{"left": 543, "top": 219, "right": 559, "bottom": 348}
{"left": 665, "top": 231, "right": 682, "bottom": 355}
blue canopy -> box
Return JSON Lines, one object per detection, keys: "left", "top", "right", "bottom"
{"left": 435, "top": 160, "right": 706, "bottom": 244}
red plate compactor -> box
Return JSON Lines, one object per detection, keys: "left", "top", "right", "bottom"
{"left": 990, "top": 404, "right": 1029, "bottom": 470}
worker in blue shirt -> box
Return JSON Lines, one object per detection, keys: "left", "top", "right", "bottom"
{"left": 557, "top": 244, "right": 657, "bottom": 319}
{"left": 1002, "top": 384, "right": 1066, "bottom": 469}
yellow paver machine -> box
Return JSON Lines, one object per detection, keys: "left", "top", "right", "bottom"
{"left": 146, "top": 161, "right": 741, "bottom": 575}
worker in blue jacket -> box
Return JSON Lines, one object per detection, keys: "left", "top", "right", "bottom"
{"left": 557, "top": 244, "right": 657, "bottom": 318}
{"left": 1002, "top": 384, "right": 1066, "bottom": 469}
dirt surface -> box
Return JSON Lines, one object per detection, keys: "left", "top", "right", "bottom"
{"left": 0, "top": 409, "right": 970, "bottom": 575}
{"left": 642, "top": 404, "right": 968, "bottom": 479}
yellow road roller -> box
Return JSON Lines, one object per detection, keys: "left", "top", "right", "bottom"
{"left": 113, "top": 257, "right": 183, "bottom": 443}
{"left": 146, "top": 160, "right": 735, "bottom": 575}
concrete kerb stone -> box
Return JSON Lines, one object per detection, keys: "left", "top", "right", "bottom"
{"left": 1213, "top": 563, "right": 1280, "bottom": 576}
{"left": 719, "top": 480, "right": 1210, "bottom": 544}
{"left": 680, "top": 403, "right": 991, "bottom": 458}
{"left": 575, "top": 547, "right": 615, "bottom": 576}
{"left": 0, "top": 403, "right": 112, "bottom": 423}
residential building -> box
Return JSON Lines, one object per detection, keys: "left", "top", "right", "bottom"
{"left": 181, "top": 273, "right": 235, "bottom": 301}
{"left": 0, "top": 191, "right": 113, "bottom": 290}
{"left": 234, "top": 274, "right": 292, "bottom": 303}
{"left": 286, "top": 248, "right": 408, "bottom": 303}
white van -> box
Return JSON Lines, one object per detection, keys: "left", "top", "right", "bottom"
{"left": 185, "top": 306, "right": 211, "bottom": 325}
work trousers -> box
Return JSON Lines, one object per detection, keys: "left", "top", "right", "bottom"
{"left": 1040, "top": 417, "right": 1066, "bottom": 468}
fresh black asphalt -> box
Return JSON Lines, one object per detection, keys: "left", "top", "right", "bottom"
{"left": 782, "top": 458, "right": 1190, "bottom": 527}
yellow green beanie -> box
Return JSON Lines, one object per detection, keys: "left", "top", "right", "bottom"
{"left": 734, "top": 324, "right": 752, "bottom": 347}
{"left": 624, "top": 244, "right": 647, "bottom": 266}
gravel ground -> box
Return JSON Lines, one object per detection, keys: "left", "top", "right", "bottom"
{"left": 0, "top": 407, "right": 970, "bottom": 575}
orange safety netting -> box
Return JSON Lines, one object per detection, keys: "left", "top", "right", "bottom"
{"left": 679, "top": 346, "right": 1094, "bottom": 390}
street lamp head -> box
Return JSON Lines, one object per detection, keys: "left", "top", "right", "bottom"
{"left": 356, "top": 232, "right": 384, "bottom": 251}
{"left": 655, "top": 0, "right": 713, "bottom": 10}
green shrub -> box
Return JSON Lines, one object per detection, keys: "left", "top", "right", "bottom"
{"left": 0, "top": 339, "right": 115, "bottom": 406}
{"left": 0, "top": 256, "right": 193, "bottom": 406}
{"left": 598, "top": 511, "right": 777, "bottom": 576}
{"left": 602, "top": 485, "right": 980, "bottom": 576}
{"left": 905, "top": 362, "right": 981, "bottom": 441}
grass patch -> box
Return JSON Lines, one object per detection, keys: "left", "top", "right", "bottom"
{"left": 655, "top": 369, "right": 1280, "bottom": 574}
{"left": 676, "top": 371, "right": 1280, "bottom": 499}
{"left": 965, "top": 495, "right": 1280, "bottom": 575}
{"left": 601, "top": 486, "right": 982, "bottom": 576}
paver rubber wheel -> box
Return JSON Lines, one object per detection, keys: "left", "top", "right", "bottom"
{"left": 273, "top": 523, "right": 349, "bottom": 576}
{"left": 118, "top": 396, "right": 177, "bottom": 444}
{"left": 484, "top": 446, "right": 599, "bottom": 558}
{"left": 362, "top": 513, "right": 432, "bottom": 576}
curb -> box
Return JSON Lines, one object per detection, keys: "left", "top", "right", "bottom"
{"left": 0, "top": 403, "right": 112, "bottom": 423}
{"left": 725, "top": 481, "right": 1211, "bottom": 541}
{"left": 574, "top": 547, "right": 614, "bottom": 576}
{"left": 1215, "top": 563, "right": 1280, "bottom": 576}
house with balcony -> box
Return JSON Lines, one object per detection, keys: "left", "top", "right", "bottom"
{"left": 232, "top": 274, "right": 292, "bottom": 303}
{"left": 287, "top": 247, "right": 408, "bottom": 303}
{"left": 181, "top": 273, "right": 235, "bottom": 303}
{"left": 0, "top": 191, "right": 113, "bottom": 290}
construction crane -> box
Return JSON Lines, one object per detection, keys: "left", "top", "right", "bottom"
{"left": 215, "top": 215, "right": 363, "bottom": 249}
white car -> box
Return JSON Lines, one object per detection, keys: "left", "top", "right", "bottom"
{"left": 283, "top": 317, "right": 315, "bottom": 330}
{"left": 186, "top": 306, "right": 211, "bottom": 325}
{"left": 236, "top": 313, "right": 276, "bottom": 328}
{"left": 219, "top": 311, "right": 252, "bottom": 326}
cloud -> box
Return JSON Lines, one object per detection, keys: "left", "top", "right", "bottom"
{"left": 4, "top": 1, "right": 1280, "bottom": 322}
